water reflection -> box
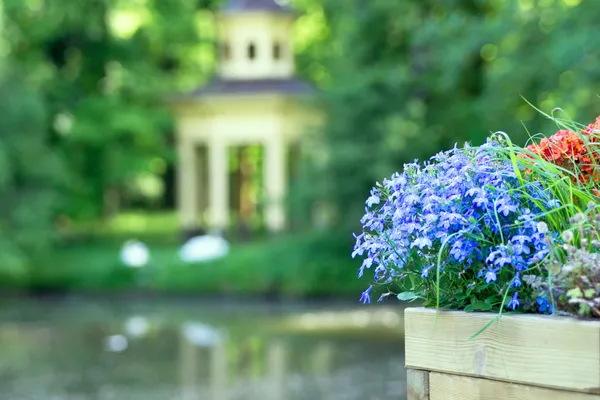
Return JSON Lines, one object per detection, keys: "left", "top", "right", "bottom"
{"left": 0, "top": 298, "right": 406, "bottom": 400}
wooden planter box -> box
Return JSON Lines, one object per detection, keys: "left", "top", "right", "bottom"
{"left": 404, "top": 308, "right": 600, "bottom": 400}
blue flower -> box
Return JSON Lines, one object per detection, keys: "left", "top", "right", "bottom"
{"left": 450, "top": 240, "right": 464, "bottom": 259}
{"left": 412, "top": 237, "right": 433, "bottom": 249}
{"left": 511, "top": 242, "right": 530, "bottom": 256}
{"left": 358, "top": 257, "right": 374, "bottom": 278}
{"left": 377, "top": 292, "right": 391, "bottom": 302}
{"left": 512, "top": 235, "right": 531, "bottom": 245}
{"left": 474, "top": 197, "right": 489, "bottom": 207}
{"left": 495, "top": 254, "right": 513, "bottom": 267}
{"left": 496, "top": 197, "right": 518, "bottom": 217}
{"left": 360, "top": 285, "right": 373, "bottom": 304}
{"left": 530, "top": 249, "right": 550, "bottom": 264}
{"left": 507, "top": 292, "right": 520, "bottom": 310}
{"left": 546, "top": 199, "right": 561, "bottom": 208}
{"left": 352, "top": 139, "right": 557, "bottom": 311}
{"left": 465, "top": 188, "right": 481, "bottom": 197}
{"left": 421, "top": 266, "right": 432, "bottom": 278}
{"left": 366, "top": 193, "right": 380, "bottom": 207}
{"left": 485, "top": 269, "right": 497, "bottom": 283}
{"left": 485, "top": 250, "right": 500, "bottom": 264}
{"left": 536, "top": 293, "right": 553, "bottom": 313}
{"left": 374, "top": 265, "right": 386, "bottom": 281}
{"left": 512, "top": 273, "right": 522, "bottom": 288}
{"left": 424, "top": 214, "right": 438, "bottom": 224}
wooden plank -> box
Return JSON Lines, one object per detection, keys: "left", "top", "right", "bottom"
{"left": 407, "top": 369, "right": 429, "bottom": 400}
{"left": 405, "top": 307, "right": 600, "bottom": 394}
{"left": 429, "top": 372, "right": 600, "bottom": 400}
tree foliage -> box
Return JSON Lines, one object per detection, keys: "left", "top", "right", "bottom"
{"left": 0, "top": 0, "right": 219, "bottom": 276}
{"left": 296, "top": 0, "right": 600, "bottom": 230}
{"left": 0, "top": 64, "right": 65, "bottom": 280}
{"left": 3, "top": 0, "right": 218, "bottom": 219}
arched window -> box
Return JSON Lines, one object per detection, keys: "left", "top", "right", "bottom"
{"left": 247, "top": 42, "right": 256, "bottom": 60}
{"left": 273, "top": 42, "right": 282, "bottom": 60}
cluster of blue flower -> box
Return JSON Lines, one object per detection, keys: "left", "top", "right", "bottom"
{"left": 353, "top": 140, "right": 557, "bottom": 311}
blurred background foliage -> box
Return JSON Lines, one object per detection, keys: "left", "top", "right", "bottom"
{"left": 1, "top": 0, "right": 599, "bottom": 296}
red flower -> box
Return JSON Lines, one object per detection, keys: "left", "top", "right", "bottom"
{"left": 520, "top": 115, "right": 600, "bottom": 186}
{"left": 584, "top": 116, "right": 600, "bottom": 135}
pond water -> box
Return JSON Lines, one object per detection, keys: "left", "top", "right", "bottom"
{"left": 0, "top": 297, "right": 406, "bottom": 400}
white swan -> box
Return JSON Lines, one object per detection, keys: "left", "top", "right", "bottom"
{"left": 119, "top": 239, "right": 150, "bottom": 268}
{"left": 179, "top": 232, "right": 229, "bottom": 263}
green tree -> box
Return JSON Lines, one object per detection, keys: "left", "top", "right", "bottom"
{"left": 3, "top": 0, "right": 218, "bottom": 220}
{"left": 0, "top": 64, "right": 65, "bottom": 281}
{"left": 297, "top": 0, "right": 600, "bottom": 232}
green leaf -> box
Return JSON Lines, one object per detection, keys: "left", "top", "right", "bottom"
{"left": 578, "top": 303, "right": 591, "bottom": 316}
{"left": 567, "top": 288, "right": 583, "bottom": 299}
{"left": 397, "top": 291, "right": 419, "bottom": 302}
{"left": 584, "top": 289, "right": 595, "bottom": 298}
{"left": 471, "top": 300, "right": 493, "bottom": 311}
{"left": 423, "top": 299, "right": 436, "bottom": 308}
{"left": 464, "top": 304, "right": 474, "bottom": 313}
{"left": 484, "top": 296, "right": 497, "bottom": 305}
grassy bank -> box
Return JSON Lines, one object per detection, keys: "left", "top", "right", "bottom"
{"left": 22, "top": 230, "right": 364, "bottom": 299}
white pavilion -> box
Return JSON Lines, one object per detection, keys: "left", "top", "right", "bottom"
{"left": 171, "top": 0, "right": 321, "bottom": 234}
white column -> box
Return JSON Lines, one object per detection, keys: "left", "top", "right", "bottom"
{"left": 208, "top": 140, "right": 229, "bottom": 230}
{"left": 196, "top": 146, "right": 208, "bottom": 225}
{"left": 264, "top": 136, "right": 286, "bottom": 232}
{"left": 178, "top": 138, "right": 198, "bottom": 230}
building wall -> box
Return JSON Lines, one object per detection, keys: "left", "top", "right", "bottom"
{"left": 175, "top": 95, "right": 323, "bottom": 145}
{"left": 217, "top": 13, "right": 295, "bottom": 80}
